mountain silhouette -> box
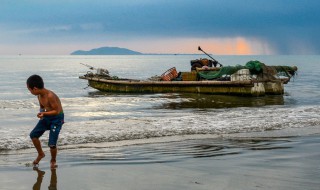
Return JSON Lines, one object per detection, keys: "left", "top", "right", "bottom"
{"left": 71, "top": 47, "right": 142, "bottom": 55}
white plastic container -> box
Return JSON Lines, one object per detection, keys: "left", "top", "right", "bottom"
{"left": 231, "top": 69, "right": 251, "bottom": 81}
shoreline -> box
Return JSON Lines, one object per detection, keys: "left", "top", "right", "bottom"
{"left": 1, "top": 124, "right": 318, "bottom": 154}
{"left": 1, "top": 132, "right": 319, "bottom": 189}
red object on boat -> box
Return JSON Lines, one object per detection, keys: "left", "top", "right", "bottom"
{"left": 161, "top": 67, "right": 178, "bottom": 81}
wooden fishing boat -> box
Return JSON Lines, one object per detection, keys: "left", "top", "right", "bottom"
{"left": 79, "top": 65, "right": 297, "bottom": 97}
{"left": 79, "top": 47, "right": 297, "bottom": 96}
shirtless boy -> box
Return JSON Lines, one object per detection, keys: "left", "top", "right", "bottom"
{"left": 27, "top": 75, "right": 64, "bottom": 168}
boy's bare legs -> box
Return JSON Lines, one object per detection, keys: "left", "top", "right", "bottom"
{"left": 32, "top": 138, "right": 45, "bottom": 165}
{"left": 31, "top": 138, "right": 58, "bottom": 168}
{"left": 50, "top": 146, "right": 58, "bottom": 168}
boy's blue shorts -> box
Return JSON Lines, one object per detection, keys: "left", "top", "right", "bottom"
{"left": 30, "top": 113, "right": 64, "bottom": 147}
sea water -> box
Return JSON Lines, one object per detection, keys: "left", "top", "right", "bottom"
{"left": 0, "top": 55, "right": 319, "bottom": 154}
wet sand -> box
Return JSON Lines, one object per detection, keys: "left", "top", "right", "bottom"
{"left": 1, "top": 134, "right": 320, "bottom": 190}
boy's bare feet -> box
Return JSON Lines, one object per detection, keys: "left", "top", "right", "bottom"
{"left": 33, "top": 153, "right": 45, "bottom": 166}
{"left": 50, "top": 159, "right": 58, "bottom": 169}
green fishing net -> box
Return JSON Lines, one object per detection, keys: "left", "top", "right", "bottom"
{"left": 198, "top": 60, "right": 297, "bottom": 80}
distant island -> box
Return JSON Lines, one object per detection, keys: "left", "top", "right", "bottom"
{"left": 71, "top": 46, "right": 205, "bottom": 55}
{"left": 71, "top": 47, "right": 143, "bottom": 55}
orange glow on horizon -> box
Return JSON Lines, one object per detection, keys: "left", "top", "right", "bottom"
{"left": 207, "top": 37, "right": 253, "bottom": 55}
{"left": 125, "top": 37, "right": 273, "bottom": 55}
{"left": 236, "top": 38, "right": 252, "bottom": 54}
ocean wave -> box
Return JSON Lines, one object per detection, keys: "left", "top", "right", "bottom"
{"left": 0, "top": 99, "right": 38, "bottom": 110}
{"left": 1, "top": 105, "right": 319, "bottom": 151}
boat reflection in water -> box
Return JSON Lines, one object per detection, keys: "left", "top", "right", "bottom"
{"left": 153, "top": 93, "right": 284, "bottom": 109}
{"left": 87, "top": 91, "right": 284, "bottom": 110}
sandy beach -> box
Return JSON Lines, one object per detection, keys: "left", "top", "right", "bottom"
{"left": 1, "top": 132, "right": 320, "bottom": 190}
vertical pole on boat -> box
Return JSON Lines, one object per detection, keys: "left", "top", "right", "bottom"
{"left": 198, "top": 46, "right": 223, "bottom": 66}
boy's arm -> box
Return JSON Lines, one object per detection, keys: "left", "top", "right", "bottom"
{"left": 37, "top": 96, "right": 45, "bottom": 111}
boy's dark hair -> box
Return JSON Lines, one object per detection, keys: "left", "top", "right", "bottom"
{"left": 27, "top": 75, "right": 44, "bottom": 89}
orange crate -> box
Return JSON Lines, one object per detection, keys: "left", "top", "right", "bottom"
{"left": 161, "top": 67, "right": 178, "bottom": 81}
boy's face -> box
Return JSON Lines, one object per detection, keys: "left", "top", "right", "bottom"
{"left": 27, "top": 85, "right": 39, "bottom": 95}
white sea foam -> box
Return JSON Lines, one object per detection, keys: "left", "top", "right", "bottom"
{"left": 0, "top": 99, "right": 38, "bottom": 110}
{"left": 1, "top": 105, "right": 319, "bottom": 151}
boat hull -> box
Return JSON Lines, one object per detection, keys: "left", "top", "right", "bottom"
{"left": 80, "top": 76, "right": 284, "bottom": 96}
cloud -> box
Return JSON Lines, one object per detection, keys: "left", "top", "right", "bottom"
{"left": 1, "top": 0, "right": 320, "bottom": 54}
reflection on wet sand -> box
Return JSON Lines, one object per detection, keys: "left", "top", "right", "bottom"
{"left": 33, "top": 168, "right": 57, "bottom": 190}
{"left": 33, "top": 168, "right": 45, "bottom": 190}
{"left": 49, "top": 169, "right": 57, "bottom": 190}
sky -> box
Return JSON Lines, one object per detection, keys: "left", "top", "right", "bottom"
{"left": 1, "top": 0, "right": 320, "bottom": 55}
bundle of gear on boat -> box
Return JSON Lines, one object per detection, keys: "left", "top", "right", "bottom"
{"left": 190, "top": 58, "right": 222, "bottom": 70}
{"left": 157, "top": 59, "right": 297, "bottom": 84}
